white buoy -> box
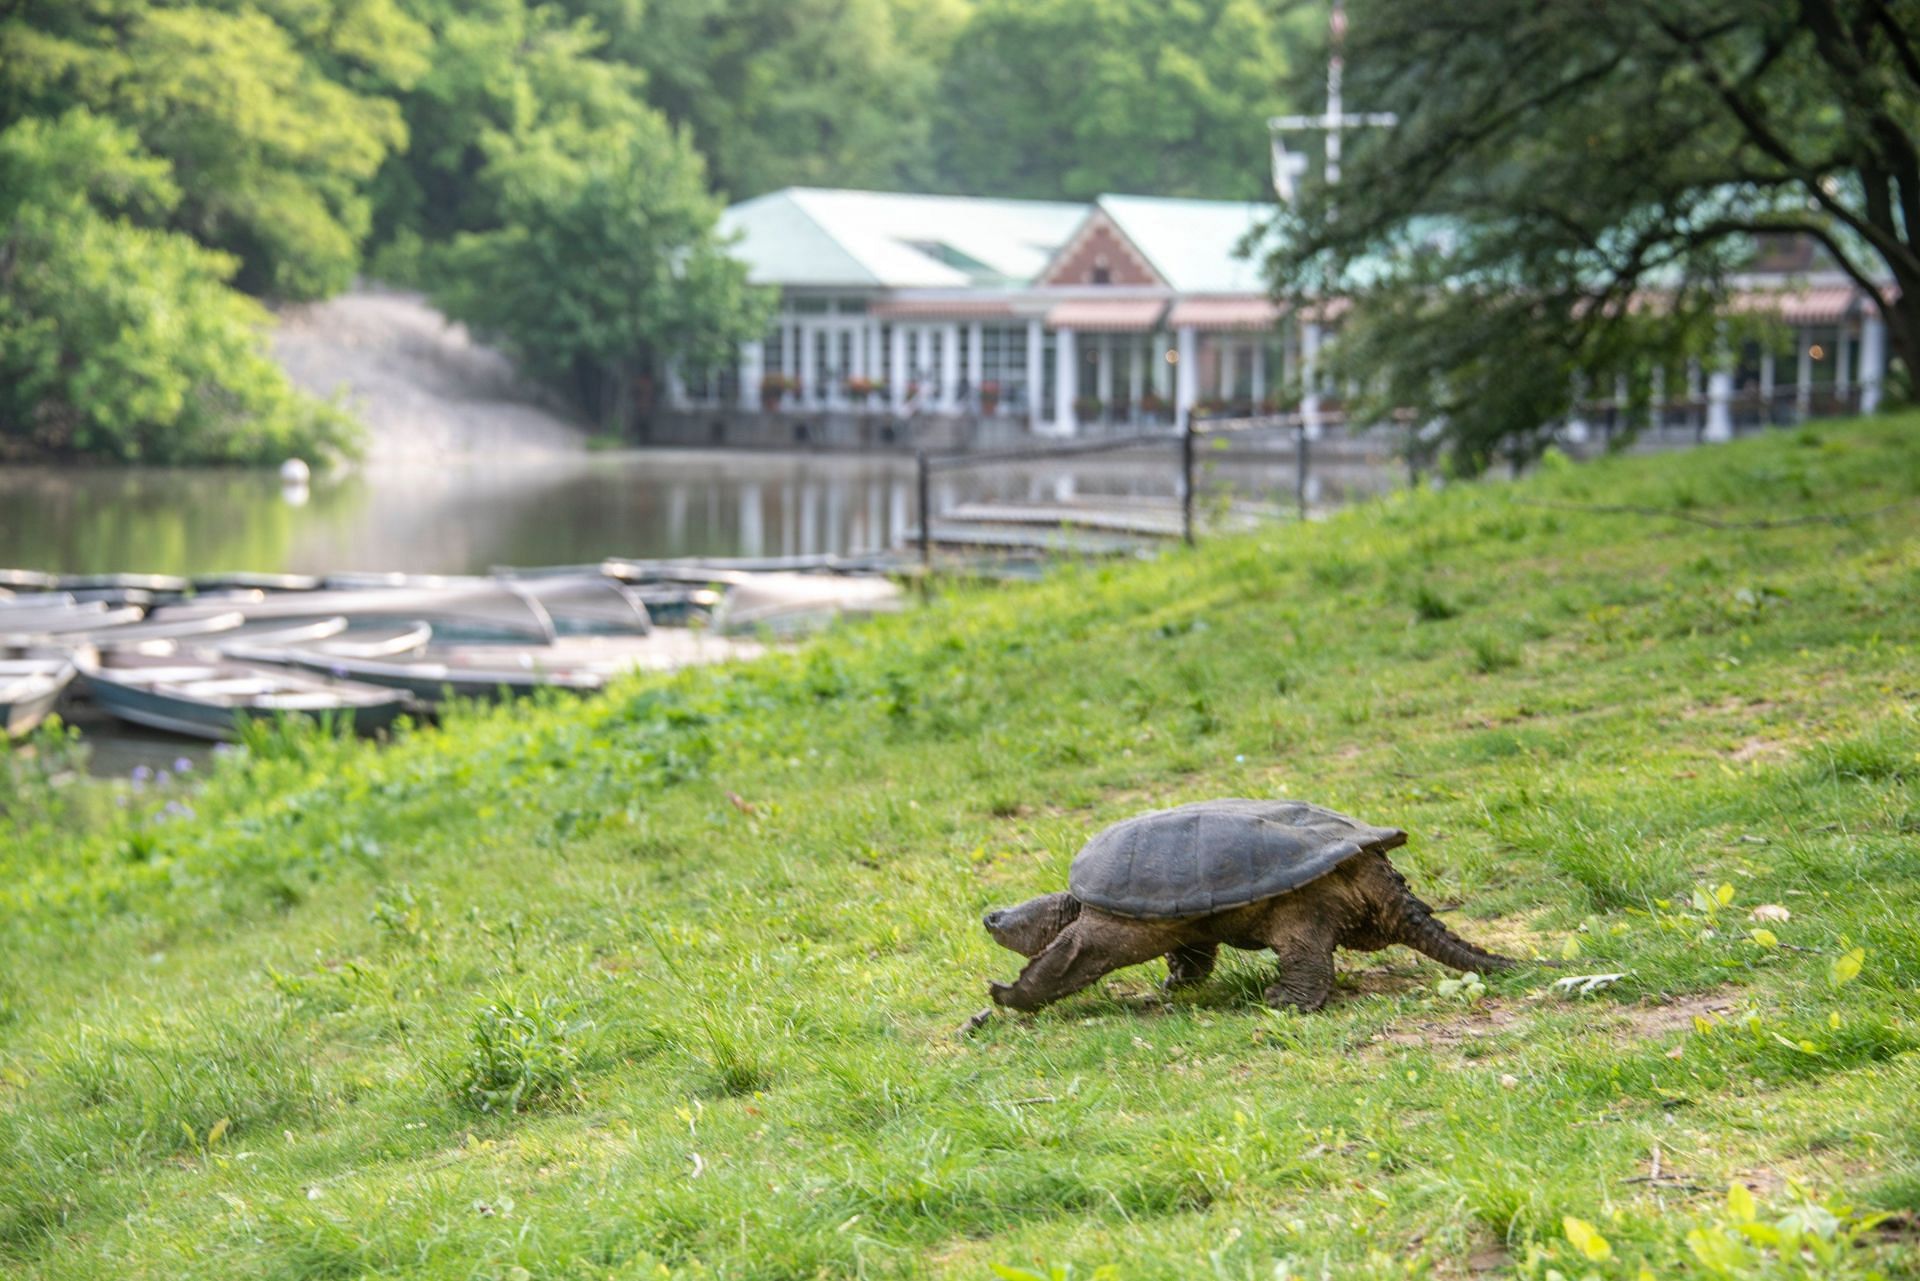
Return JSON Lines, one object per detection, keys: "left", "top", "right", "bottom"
{"left": 279, "top": 457, "right": 311, "bottom": 485}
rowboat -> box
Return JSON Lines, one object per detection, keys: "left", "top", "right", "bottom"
{"left": 1, "top": 658, "right": 75, "bottom": 738}
{"left": 262, "top": 632, "right": 760, "bottom": 708}
{"left": 219, "top": 619, "right": 432, "bottom": 661}
{"left": 328, "top": 572, "right": 651, "bottom": 635}
{"left": 31, "top": 611, "right": 247, "bottom": 654}
{"left": 0, "top": 591, "right": 77, "bottom": 611}
{"left": 54, "top": 572, "right": 191, "bottom": 595}
{"left": 713, "top": 573, "right": 904, "bottom": 636}
{"left": 153, "top": 582, "right": 556, "bottom": 642}
{"left": 0, "top": 602, "right": 147, "bottom": 639}
{"left": 190, "top": 571, "right": 322, "bottom": 594}
{"left": 77, "top": 652, "right": 412, "bottom": 741}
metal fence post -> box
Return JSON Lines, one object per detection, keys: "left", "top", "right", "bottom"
{"left": 1295, "top": 424, "right": 1310, "bottom": 521}
{"left": 1181, "top": 420, "right": 1196, "bottom": 547}
{"left": 916, "top": 449, "right": 932, "bottom": 572}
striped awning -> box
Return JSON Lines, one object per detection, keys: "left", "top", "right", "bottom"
{"left": 1044, "top": 298, "right": 1168, "bottom": 332}
{"left": 1729, "top": 285, "right": 1858, "bottom": 325}
{"left": 1165, "top": 297, "right": 1281, "bottom": 330}
{"left": 870, "top": 299, "right": 1022, "bottom": 320}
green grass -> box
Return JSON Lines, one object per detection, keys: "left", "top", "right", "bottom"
{"left": 5, "top": 415, "right": 1920, "bottom": 1279}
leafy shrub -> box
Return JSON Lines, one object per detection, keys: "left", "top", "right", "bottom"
{"left": 1411, "top": 582, "right": 1461, "bottom": 621}
{"left": 1467, "top": 630, "right": 1520, "bottom": 673}
{"left": 455, "top": 990, "right": 590, "bottom": 1113}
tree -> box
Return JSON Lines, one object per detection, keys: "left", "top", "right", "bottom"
{"left": 929, "top": 0, "right": 1299, "bottom": 201}
{"left": 1, "top": 0, "right": 428, "bottom": 300}
{"left": 1266, "top": 0, "right": 1920, "bottom": 472}
{"left": 427, "top": 115, "right": 772, "bottom": 433}
{"left": 0, "top": 112, "right": 352, "bottom": 462}
{"left": 369, "top": 0, "right": 652, "bottom": 261}
{"left": 564, "top": 0, "right": 959, "bottom": 200}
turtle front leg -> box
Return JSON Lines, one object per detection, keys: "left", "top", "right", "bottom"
{"left": 990, "top": 912, "right": 1170, "bottom": 1012}
{"left": 1163, "top": 942, "right": 1218, "bottom": 990}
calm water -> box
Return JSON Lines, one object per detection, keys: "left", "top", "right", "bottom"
{"left": 0, "top": 448, "right": 1387, "bottom": 576}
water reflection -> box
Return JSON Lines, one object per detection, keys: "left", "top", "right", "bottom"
{"left": 0, "top": 448, "right": 1397, "bottom": 576}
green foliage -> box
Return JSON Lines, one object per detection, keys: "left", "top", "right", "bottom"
{"left": 3, "top": 416, "right": 1920, "bottom": 1274}
{"left": 580, "top": 0, "right": 962, "bottom": 200}
{"left": 427, "top": 112, "right": 770, "bottom": 428}
{"left": 455, "top": 989, "right": 590, "bottom": 1113}
{"left": 1269, "top": 0, "right": 1920, "bottom": 472}
{"left": 1, "top": 0, "right": 427, "bottom": 300}
{"left": 0, "top": 111, "right": 354, "bottom": 462}
{"left": 930, "top": 0, "right": 1298, "bottom": 201}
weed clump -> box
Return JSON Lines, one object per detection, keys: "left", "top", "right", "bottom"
{"left": 1411, "top": 582, "right": 1461, "bottom": 621}
{"left": 455, "top": 989, "right": 590, "bottom": 1113}
{"left": 1467, "top": 631, "right": 1520, "bottom": 674}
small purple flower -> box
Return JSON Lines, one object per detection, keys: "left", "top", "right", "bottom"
{"left": 131, "top": 765, "right": 152, "bottom": 783}
{"left": 156, "top": 770, "right": 171, "bottom": 788}
{"left": 173, "top": 757, "right": 193, "bottom": 774}
{"left": 159, "top": 800, "right": 195, "bottom": 822}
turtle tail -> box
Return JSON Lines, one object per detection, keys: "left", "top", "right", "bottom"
{"left": 1379, "top": 863, "right": 1515, "bottom": 973}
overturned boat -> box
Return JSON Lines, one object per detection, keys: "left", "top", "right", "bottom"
{"left": 1, "top": 658, "right": 76, "bottom": 738}
{"left": 77, "top": 652, "right": 412, "bottom": 741}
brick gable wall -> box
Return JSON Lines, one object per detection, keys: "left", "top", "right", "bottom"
{"left": 1040, "top": 217, "right": 1162, "bottom": 287}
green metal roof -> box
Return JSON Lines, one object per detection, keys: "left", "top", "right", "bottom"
{"left": 718, "top": 188, "right": 1087, "bottom": 290}
{"left": 1093, "top": 195, "right": 1277, "bottom": 294}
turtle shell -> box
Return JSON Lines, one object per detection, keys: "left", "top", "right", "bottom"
{"left": 1067, "top": 799, "right": 1407, "bottom": 920}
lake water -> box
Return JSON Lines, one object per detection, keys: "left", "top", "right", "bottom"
{"left": 0, "top": 447, "right": 1399, "bottom": 576}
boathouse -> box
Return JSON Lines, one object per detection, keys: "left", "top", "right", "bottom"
{"left": 655, "top": 187, "right": 1895, "bottom": 446}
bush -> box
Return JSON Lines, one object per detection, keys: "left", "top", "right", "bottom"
{"left": 455, "top": 990, "right": 591, "bottom": 1113}
{"left": 0, "top": 112, "right": 356, "bottom": 464}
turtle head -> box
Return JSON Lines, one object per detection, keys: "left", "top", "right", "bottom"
{"left": 982, "top": 892, "right": 1081, "bottom": 957}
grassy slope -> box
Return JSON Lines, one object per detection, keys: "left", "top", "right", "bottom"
{"left": 3, "top": 417, "right": 1919, "bottom": 1280}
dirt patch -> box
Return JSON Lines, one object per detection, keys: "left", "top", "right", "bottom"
{"left": 1374, "top": 986, "right": 1742, "bottom": 1051}
{"left": 1728, "top": 734, "right": 1796, "bottom": 763}
{"left": 1612, "top": 988, "right": 1740, "bottom": 1038}
{"left": 1683, "top": 696, "right": 1783, "bottom": 720}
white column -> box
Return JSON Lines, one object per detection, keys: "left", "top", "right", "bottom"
{"left": 1025, "top": 318, "right": 1044, "bottom": 432}
{"left": 737, "top": 340, "right": 764, "bottom": 411}
{"left": 1250, "top": 337, "right": 1267, "bottom": 409}
{"left": 1860, "top": 312, "right": 1888, "bottom": 414}
{"left": 1054, "top": 327, "right": 1078, "bottom": 436}
{"left": 1174, "top": 325, "right": 1197, "bottom": 432}
{"left": 889, "top": 324, "right": 908, "bottom": 413}
{"left": 966, "top": 321, "right": 984, "bottom": 413}
{"left": 1096, "top": 334, "right": 1113, "bottom": 422}
{"left": 1706, "top": 365, "right": 1734, "bottom": 441}
{"left": 941, "top": 323, "right": 961, "bottom": 413}
{"left": 1129, "top": 335, "right": 1146, "bottom": 422}
{"left": 799, "top": 323, "right": 819, "bottom": 408}
{"left": 1218, "top": 336, "right": 1235, "bottom": 401}
{"left": 867, "top": 321, "right": 884, "bottom": 394}
{"left": 1650, "top": 364, "right": 1667, "bottom": 432}
{"left": 912, "top": 327, "right": 932, "bottom": 404}
{"left": 664, "top": 356, "right": 688, "bottom": 410}
{"left": 1835, "top": 328, "right": 1853, "bottom": 397}
{"left": 1301, "top": 321, "right": 1324, "bottom": 439}
{"left": 1795, "top": 330, "right": 1813, "bottom": 419}
{"left": 780, "top": 323, "right": 798, "bottom": 407}
{"left": 1685, "top": 358, "right": 1703, "bottom": 434}
{"left": 1759, "top": 349, "right": 1775, "bottom": 421}
{"left": 1152, "top": 333, "right": 1172, "bottom": 398}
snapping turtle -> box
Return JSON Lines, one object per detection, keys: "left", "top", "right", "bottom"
{"left": 983, "top": 800, "right": 1514, "bottom": 1012}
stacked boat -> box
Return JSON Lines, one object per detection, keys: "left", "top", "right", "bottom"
{"left": 2, "top": 562, "right": 901, "bottom": 742}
